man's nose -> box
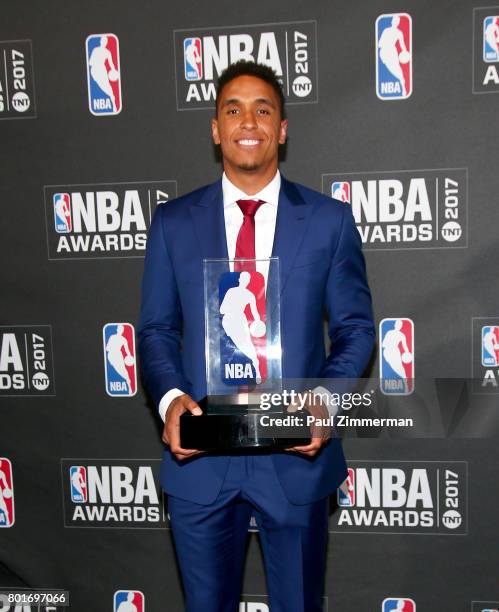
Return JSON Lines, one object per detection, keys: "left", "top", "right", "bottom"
{"left": 240, "top": 108, "right": 257, "bottom": 129}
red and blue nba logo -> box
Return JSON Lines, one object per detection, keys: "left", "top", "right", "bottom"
{"left": 337, "top": 468, "right": 355, "bottom": 507}
{"left": 483, "top": 17, "right": 499, "bottom": 62}
{"left": 103, "top": 323, "right": 137, "bottom": 397}
{"left": 481, "top": 325, "right": 499, "bottom": 366}
{"left": 376, "top": 13, "right": 412, "bottom": 100}
{"left": 0, "top": 458, "right": 15, "bottom": 528}
{"left": 382, "top": 598, "right": 415, "bottom": 612}
{"left": 86, "top": 33, "right": 122, "bottom": 115}
{"left": 380, "top": 318, "right": 414, "bottom": 395}
{"left": 114, "top": 590, "right": 144, "bottom": 612}
{"left": 220, "top": 270, "right": 267, "bottom": 386}
{"left": 70, "top": 466, "right": 87, "bottom": 503}
{"left": 331, "top": 181, "right": 350, "bottom": 203}
{"left": 53, "top": 193, "right": 71, "bottom": 233}
{"left": 184, "top": 37, "right": 203, "bottom": 81}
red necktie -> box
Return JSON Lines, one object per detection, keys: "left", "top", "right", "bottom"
{"left": 234, "top": 199, "right": 265, "bottom": 272}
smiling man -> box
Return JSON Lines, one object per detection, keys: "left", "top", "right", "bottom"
{"left": 138, "top": 61, "right": 375, "bottom": 612}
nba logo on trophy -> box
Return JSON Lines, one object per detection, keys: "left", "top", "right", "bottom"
{"left": 219, "top": 271, "right": 267, "bottom": 386}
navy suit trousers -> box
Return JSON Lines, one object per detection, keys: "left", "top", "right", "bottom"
{"left": 168, "top": 452, "right": 329, "bottom": 612}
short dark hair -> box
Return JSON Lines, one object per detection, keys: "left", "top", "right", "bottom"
{"left": 215, "top": 60, "right": 286, "bottom": 118}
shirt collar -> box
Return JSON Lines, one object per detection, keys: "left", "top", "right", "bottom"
{"left": 222, "top": 170, "right": 281, "bottom": 208}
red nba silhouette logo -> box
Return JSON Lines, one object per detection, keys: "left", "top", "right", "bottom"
{"left": 0, "top": 458, "right": 15, "bottom": 528}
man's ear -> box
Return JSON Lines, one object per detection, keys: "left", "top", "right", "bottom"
{"left": 278, "top": 119, "right": 288, "bottom": 145}
{"left": 211, "top": 117, "right": 221, "bottom": 145}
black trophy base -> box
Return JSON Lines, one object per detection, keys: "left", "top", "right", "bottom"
{"left": 180, "top": 397, "right": 311, "bottom": 450}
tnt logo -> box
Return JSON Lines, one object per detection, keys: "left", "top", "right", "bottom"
{"left": 382, "top": 598, "right": 415, "bottom": 612}
{"left": 103, "top": 323, "right": 137, "bottom": 396}
{"left": 380, "top": 318, "right": 414, "bottom": 395}
{"left": 184, "top": 37, "right": 203, "bottom": 80}
{"left": 376, "top": 13, "right": 412, "bottom": 99}
{"left": 484, "top": 17, "right": 499, "bottom": 62}
{"left": 70, "top": 466, "right": 87, "bottom": 503}
{"left": 220, "top": 270, "right": 267, "bottom": 386}
{"left": 338, "top": 468, "right": 355, "bottom": 507}
{"left": 86, "top": 33, "right": 122, "bottom": 115}
{"left": 482, "top": 325, "right": 499, "bottom": 366}
{"left": 0, "top": 458, "right": 14, "bottom": 527}
{"left": 114, "top": 590, "right": 144, "bottom": 612}
{"left": 331, "top": 181, "right": 350, "bottom": 203}
{"left": 53, "top": 193, "right": 71, "bottom": 233}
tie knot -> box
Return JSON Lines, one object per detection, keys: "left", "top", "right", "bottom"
{"left": 236, "top": 199, "right": 265, "bottom": 218}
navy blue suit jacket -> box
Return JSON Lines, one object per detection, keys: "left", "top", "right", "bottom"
{"left": 137, "top": 176, "right": 375, "bottom": 505}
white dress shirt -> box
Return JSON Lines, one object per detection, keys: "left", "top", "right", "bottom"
{"left": 158, "top": 170, "right": 281, "bottom": 422}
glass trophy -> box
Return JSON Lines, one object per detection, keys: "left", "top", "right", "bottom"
{"left": 180, "top": 257, "right": 310, "bottom": 450}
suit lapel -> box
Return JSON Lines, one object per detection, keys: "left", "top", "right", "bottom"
{"left": 189, "top": 179, "right": 228, "bottom": 261}
{"left": 272, "top": 176, "right": 314, "bottom": 294}
{"left": 189, "top": 175, "right": 313, "bottom": 293}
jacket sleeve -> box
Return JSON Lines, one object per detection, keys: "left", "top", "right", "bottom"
{"left": 319, "top": 203, "right": 376, "bottom": 380}
{"left": 136, "top": 204, "right": 189, "bottom": 412}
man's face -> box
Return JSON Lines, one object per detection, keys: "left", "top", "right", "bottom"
{"left": 211, "top": 75, "right": 287, "bottom": 174}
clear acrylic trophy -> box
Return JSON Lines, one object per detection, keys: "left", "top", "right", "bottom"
{"left": 180, "top": 257, "right": 310, "bottom": 449}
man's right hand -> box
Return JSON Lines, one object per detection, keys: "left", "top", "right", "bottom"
{"left": 162, "top": 394, "right": 205, "bottom": 461}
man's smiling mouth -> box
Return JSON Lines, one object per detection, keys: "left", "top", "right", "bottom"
{"left": 235, "top": 138, "right": 262, "bottom": 146}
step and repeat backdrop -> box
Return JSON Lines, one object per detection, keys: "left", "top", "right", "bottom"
{"left": 1, "top": 0, "right": 498, "bottom": 610}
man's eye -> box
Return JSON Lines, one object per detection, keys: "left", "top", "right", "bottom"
{"left": 227, "top": 108, "right": 239, "bottom": 115}
{"left": 257, "top": 108, "right": 270, "bottom": 115}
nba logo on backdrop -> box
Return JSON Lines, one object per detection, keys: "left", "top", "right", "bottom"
{"left": 379, "top": 318, "right": 414, "bottom": 394}
{"left": 53, "top": 193, "right": 71, "bottom": 233}
{"left": 376, "top": 13, "right": 412, "bottom": 99}
{"left": 382, "top": 598, "right": 415, "bottom": 612}
{"left": 483, "top": 16, "right": 499, "bottom": 61}
{"left": 331, "top": 181, "right": 350, "bottom": 203}
{"left": 482, "top": 326, "right": 499, "bottom": 366}
{"left": 114, "top": 590, "right": 144, "bottom": 612}
{"left": 473, "top": 8, "right": 499, "bottom": 92}
{"left": 337, "top": 468, "right": 355, "bottom": 507}
{"left": 184, "top": 37, "right": 203, "bottom": 80}
{"left": 86, "top": 33, "right": 122, "bottom": 115}
{"left": 70, "top": 466, "right": 87, "bottom": 503}
{"left": 220, "top": 271, "right": 267, "bottom": 385}
{"left": 0, "top": 458, "right": 15, "bottom": 527}
{"left": 472, "top": 317, "right": 499, "bottom": 393}
{"left": 103, "top": 323, "right": 137, "bottom": 396}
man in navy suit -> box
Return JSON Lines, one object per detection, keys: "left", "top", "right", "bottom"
{"left": 138, "top": 61, "right": 375, "bottom": 612}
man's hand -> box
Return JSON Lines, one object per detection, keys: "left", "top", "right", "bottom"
{"left": 162, "top": 394, "right": 205, "bottom": 461}
{"left": 284, "top": 392, "right": 331, "bottom": 457}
